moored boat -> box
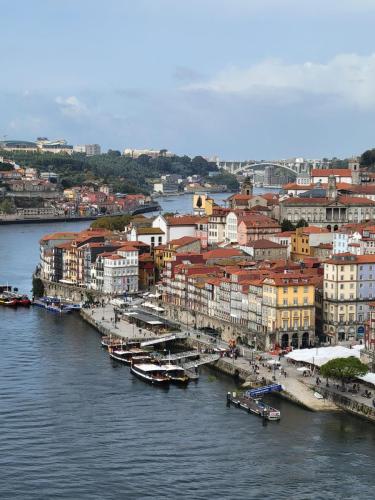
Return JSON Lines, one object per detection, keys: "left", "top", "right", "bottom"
{"left": 159, "top": 363, "right": 190, "bottom": 386}
{"left": 109, "top": 347, "right": 150, "bottom": 365}
{"left": 227, "top": 392, "right": 281, "bottom": 421}
{"left": 130, "top": 362, "right": 171, "bottom": 386}
{"left": 0, "top": 295, "right": 18, "bottom": 307}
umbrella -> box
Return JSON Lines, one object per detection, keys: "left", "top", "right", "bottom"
{"left": 267, "top": 359, "right": 280, "bottom": 365}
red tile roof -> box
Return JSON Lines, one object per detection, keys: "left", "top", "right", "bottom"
{"left": 166, "top": 215, "right": 200, "bottom": 226}
{"left": 247, "top": 239, "right": 285, "bottom": 249}
{"left": 311, "top": 168, "right": 352, "bottom": 177}
{"left": 203, "top": 248, "right": 243, "bottom": 259}
{"left": 169, "top": 236, "right": 200, "bottom": 247}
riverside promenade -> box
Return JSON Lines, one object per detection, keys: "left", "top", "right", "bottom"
{"left": 80, "top": 304, "right": 339, "bottom": 412}
{"left": 81, "top": 305, "right": 160, "bottom": 341}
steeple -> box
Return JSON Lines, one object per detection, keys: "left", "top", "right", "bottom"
{"left": 348, "top": 157, "right": 360, "bottom": 185}
{"left": 241, "top": 176, "right": 253, "bottom": 196}
{"left": 327, "top": 175, "right": 337, "bottom": 200}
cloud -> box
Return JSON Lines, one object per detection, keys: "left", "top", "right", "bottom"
{"left": 55, "top": 95, "right": 88, "bottom": 117}
{"left": 186, "top": 53, "right": 375, "bottom": 109}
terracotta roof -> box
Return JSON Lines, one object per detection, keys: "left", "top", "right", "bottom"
{"left": 325, "top": 253, "right": 375, "bottom": 264}
{"left": 227, "top": 194, "right": 251, "bottom": 201}
{"left": 40, "top": 232, "right": 79, "bottom": 242}
{"left": 282, "top": 195, "right": 375, "bottom": 206}
{"left": 283, "top": 182, "right": 354, "bottom": 191}
{"left": 166, "top": 215, "right": 200, "bottom": 226}
{"left": 311, "top": 168, "right": 352, "bottom": 177}
{"left": 275, "top": 231, "right": 294, "bottom": 237}
{"left": 203, "top": 248, "right": 243, "bottom": 259}
{"left": 314, "top": 243, "right": 333, "bottom": 249}
{"left": 137, "top": 227, "right": 165, "bottom": 235}
{"left": 169, "top": 236, "right": 200, "bottom": 247}
{"left": 339, "top": 195, "right": 375, "bottom": 206}
{"left": 54, "top": 242, "right": 72, "bottom": 250}
{"left": 247, "top": 239, "right": 285, "bottom": 249}
{"left": 300, "top": 226, "right": 329, "bottom": 234}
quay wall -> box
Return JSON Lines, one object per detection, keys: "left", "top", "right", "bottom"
{"left": 41, "top": 279, "right": 104, "bottom": 303}
{"left": 163, "top": 303, "right": 255, "bottom": 346}
{"left": 316, "top": 387, "right": 375, "bottom": 423}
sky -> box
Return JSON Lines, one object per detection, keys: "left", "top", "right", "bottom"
{"left": 2, "top": 0, "right": 375, "bottom": 159}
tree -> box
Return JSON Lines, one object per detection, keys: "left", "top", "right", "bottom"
{"left": 0, "top": 198, "right": 15, "bottom": 214}
{"left": 296, "top": 219, "right": 309, "bottom": 228}
{"left": 90, "top": 214, "right": 132, "bottom": 231}
{"left": 320, "top": 357, "right": 368, "bottom": 387}
{"left": 32, "top": 277, "right": 45, "bottom": 298}
{"left": 281, "top": 219, "right": 295, "bottom": 232}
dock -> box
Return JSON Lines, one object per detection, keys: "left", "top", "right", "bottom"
{"left": 182, "top": 353, "right": 220, "bottom": 370}
{"left": 140, "top": 333, "right": 187, "bottom": 347}
{"left": 160, "top": 350, "right": 199, "bottom": 362}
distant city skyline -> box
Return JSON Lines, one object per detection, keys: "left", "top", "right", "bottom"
{"left": 2, "top": 0, "right": 375, "bottom": 159}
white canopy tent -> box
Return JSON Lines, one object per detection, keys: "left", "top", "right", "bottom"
{"left": 359, "top": 372, "right": 375, "bottom": 388}
{"left": 285, "top": 345, "right": 363, "bottom": 368}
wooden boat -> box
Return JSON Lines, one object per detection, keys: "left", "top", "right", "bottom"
{"left": 160, "top": 363, "right": 190, "bottom": 386}
{"left": 130, "top": 362, "right": 170, "bottom": 386}
{"left": 109, "top": 347, "right": 150, "bottom": 365}
{"left": 227, "top": 392, "right": 281, "bottom": 421}
{"left": 0, "top": 295, "right": 18, "bottom": 307}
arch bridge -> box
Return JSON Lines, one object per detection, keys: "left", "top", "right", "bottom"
{"left": 217, "top": 160, "right": 309, "bottom": 177}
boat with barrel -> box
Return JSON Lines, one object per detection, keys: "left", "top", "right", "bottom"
{"left": 130, "top": 361, "right": 171, "bottom": 386}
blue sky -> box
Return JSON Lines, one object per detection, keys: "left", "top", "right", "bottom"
{"left": 2, "top": 0, "right": 375, "bottom": 159}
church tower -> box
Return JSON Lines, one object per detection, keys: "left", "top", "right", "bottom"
{"left": 348, "top": 157, "right": 360, "bottom": 185}
{"left": 327, "top": 175, "right": 337, "bottom": 200}
{"left": 241, "top": 176, "right": 253, "bottom": 196}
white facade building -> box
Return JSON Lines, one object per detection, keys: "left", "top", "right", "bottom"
{"left": 102, "top": 251, "right": 138, "bottom": 295}
{"left": 225, "top": 212, "right": 239, "bottom": 243}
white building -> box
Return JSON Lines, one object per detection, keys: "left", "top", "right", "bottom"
{"left": 152, "top": 214, "right": 197, "bottom": 242}
{"left": 102, "top": 250, "right": 138, "bottom": 295}
{"left": 333, "top": 231, "right": 362, "bottom": 255}
{"left": 73, "top": 144, "right": 101, "bottom": 156}
{"left": 225, "top": 211, "right": 239, "bottom": 243}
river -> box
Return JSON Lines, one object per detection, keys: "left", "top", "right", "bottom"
{"left": 0, "top": 193, "right": 374, "bottom": 499}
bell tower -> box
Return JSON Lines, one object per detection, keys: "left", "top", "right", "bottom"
{"left": 327, "top": 175, "right": 337, "bottom": 200}
{"left": 241, "top": 176, "right": 253, "bottom": 196}
{"left": 348, "top": 157, "right": 360, "bottom": 185}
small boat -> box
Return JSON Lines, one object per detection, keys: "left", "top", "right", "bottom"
{"left": 314, "top": 392, "right": 324, "bottom": 399}
{"left": 0, "top": 295, "right": 18, "bottom": 307}
{"left": 109, "top": 347, "right": 150, "bottom": 365}
{"left": 130, "top": 362, "right": 170, "bottom": 386}
{"left": 159, "top": 363, "right": 190, "bottom": 386}
{"left": 32, "top": 297, "right": 73, "bottom": 314}
{"left": 0, "top": 286, "right": 31, "bottom": 307}
{"left": 227, "top": 392, "right": 281, "bottom": 421}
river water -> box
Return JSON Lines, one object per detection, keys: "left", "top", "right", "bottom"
{"left": 0, "top": 193, "right": 374, "bottom": 499}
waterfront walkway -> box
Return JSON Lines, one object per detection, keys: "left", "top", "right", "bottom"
{"left": 82, "top": 305, "right": 160, "bottom": 341}
{"left": 80, "top": 303, "right": 375, "bottom": 416}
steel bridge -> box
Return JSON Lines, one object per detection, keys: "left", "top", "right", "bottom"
{"left": 217, "top": 160, "right": 310, "bottom": 176}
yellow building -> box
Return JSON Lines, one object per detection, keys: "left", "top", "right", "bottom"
{"left": 291, "top": 226, "right": 331, "bottom": 261}
{"left": 193, "top": 194, "right": 215, "bottom": 216}
{"left": 262, "top": 274, "right": 316, "bottom": 349}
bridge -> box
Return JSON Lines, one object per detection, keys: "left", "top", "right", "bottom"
{"left": 217, "top": 160, "right": 310, "bottom": 177}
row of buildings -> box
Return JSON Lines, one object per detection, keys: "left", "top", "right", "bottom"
{"left": 0, "top": 138, "right": 100, "bottom": 156}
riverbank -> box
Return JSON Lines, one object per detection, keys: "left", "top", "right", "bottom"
{"left": 80, "top": 304, "right": 342, "bottom": 413}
